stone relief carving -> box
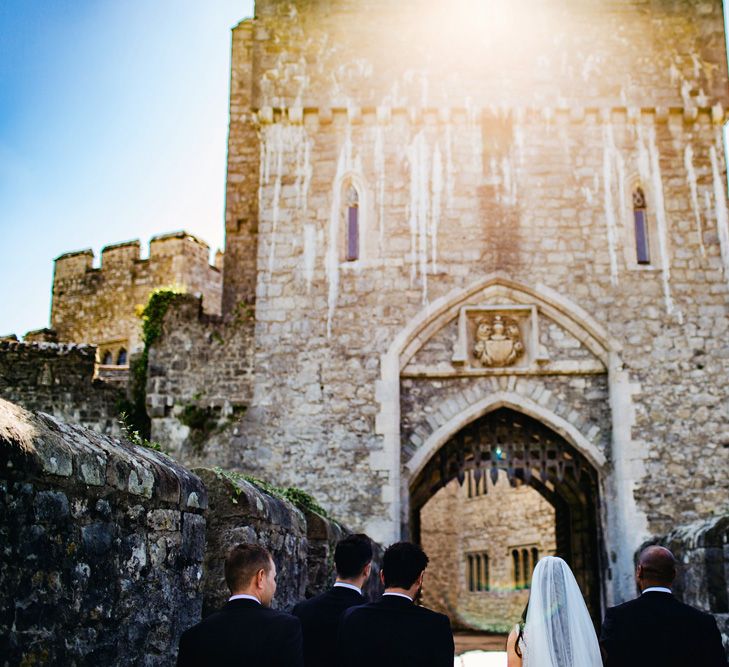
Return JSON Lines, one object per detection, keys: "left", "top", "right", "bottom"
{"left": 473, "top": 314, "right": 524, "bottom": 367}
{"left": 452, "top": 304, "right": 547, "bottom": 370}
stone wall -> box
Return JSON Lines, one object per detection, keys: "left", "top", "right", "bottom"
{"left": 52, "top": 231, "right": 223, "bottom": 356}
{"left": 421, "top": 471, "right": 556, "bottom": 632}
{"left": 146, "top": 294, "right": 255, "bottom": 468}
{"left": 248, "top": 0, "right": 727, "bottom": 110}
{"left": 0, "top": 340, "right": 123, "bottom": 436}
{"left": 195, "top": 467, "right": 383, "bottom": 616}
{"left": 0, "top": 398, "right": 207, "bottom": 666}
{"left": 195, "top": 467, "right": 309, "bottom": 615}
{"left": 0, "top": 398, "right": 383, "bottom": 664}
{"left": 653, "top": 515, "right": 729, "bottom": 651}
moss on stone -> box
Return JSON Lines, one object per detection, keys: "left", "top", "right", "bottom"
{"left": 212, "top": 467, "right": 328, "bottom": 517}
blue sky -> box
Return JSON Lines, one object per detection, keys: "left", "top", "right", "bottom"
{"left": 0, "top": 1, "right": 253, "bottom": 336}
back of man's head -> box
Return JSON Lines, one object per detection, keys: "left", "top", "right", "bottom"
{"left": 225, "top": 543, "right": 272, "bottom": 593}
{"left": 637, "top": 545, "right": 676, "bottom": 587}
{"left": 335, "top": 534, "right": 373, "bottom": 579}
{"left": 382, "top": 542, "right": 429, "bottom": 589}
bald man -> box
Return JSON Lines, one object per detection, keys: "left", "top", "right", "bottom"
{"left": 600, "top": 546, "right": 727, "bottom": 667}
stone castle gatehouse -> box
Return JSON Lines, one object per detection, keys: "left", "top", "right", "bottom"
{"left": 39, "top": 0, "right": 729, "bottom": 624}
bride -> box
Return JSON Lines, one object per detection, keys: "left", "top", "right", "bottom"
{"left": 506, "top": 556, "right": 603, "bottom": 667}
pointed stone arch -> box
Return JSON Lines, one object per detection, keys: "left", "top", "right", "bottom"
{"left": 405, "top": 391, "right": 606, "bottom": 484}
{"left": 369, "top": 274, "right": 647, "bottom": 606}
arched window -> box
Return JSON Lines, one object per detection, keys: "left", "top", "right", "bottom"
{"left": 102, "top": 351, "right": 113, "bottom": 365}
{"left": 531, "top": 547, "right": 539, "bottom": 575}
{"left": 521, "top": 549, "right": 530, "bottom": 588}
{"left": 117, "top": 348, "right": 127, "bottom": 365}
{"left": 513, "top": 549, "right": 521, "bottom": 589}
{"left": 483, "top": 553, "right": 490, "bottom": 591}
{"left": 345, "top": 184, "right": 359, "bottom": 262}
{"left": 633, "top": 188, "right": 650, "bottom": 264}
{"left": 467, "top": 555, "right": 475, "bottom": 592}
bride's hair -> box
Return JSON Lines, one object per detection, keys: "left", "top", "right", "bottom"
{"left": 515, "top": 601, "right": 528, "bottom": 658}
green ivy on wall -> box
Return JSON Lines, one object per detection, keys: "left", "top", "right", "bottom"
{"left": 117, "top": 286, "right": 185, "bottom": 439}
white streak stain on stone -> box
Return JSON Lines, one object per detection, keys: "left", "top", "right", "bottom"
{"left": 647, "top": 125, "right": 677, "bottom": 318}
{"left": 374, "top": 123, "right": 386, "bottom": 253}
{"left": 444, "top": 123, "right": 455, "bottom": 209}
{"left": 514, "top": 120, "right": 525, "bottom": 169}
{"left": 709, "top": 144, "right": 729, "bottom": 286}
{"left": 266, "top": 125, "right": 284, "bottom": 275}
{"left": 303, "top": 224, "right": 317, "bottom": 292}
{"left": 325, "top": 128, "right": 354, "bottom": 337}
{"left": 684, "top": 145, "right": 706, "bottom": 258}
{"left": 602, "top": 123, "right": 620, "bottom": 286}
{"left": 431, "top": 144, "right": 443, "bottom": 273}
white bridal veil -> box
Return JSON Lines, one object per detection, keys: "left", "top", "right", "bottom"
{"left": 522, "top": 556, "right": 603, "bottom": 667}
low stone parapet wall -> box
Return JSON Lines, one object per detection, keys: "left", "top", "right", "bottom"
{"left": 653, "top": 515, "right": 729, "bottom": 651}
{"left": 0, "top": 399, "right": 383, "bottom": 665}
{"left": 0, "top": 398, "right": 207, "bottom": 666}
{"left": 195, "top": 468, "right": 309, "bottom": 615}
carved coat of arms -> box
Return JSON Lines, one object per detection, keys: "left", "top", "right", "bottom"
{"left": 473, "top": 315, "right": 524, "bottom": 367}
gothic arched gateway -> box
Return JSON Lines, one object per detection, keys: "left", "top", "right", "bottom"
{"left": 409, "top": 406, "right": 603, "bottom": 619}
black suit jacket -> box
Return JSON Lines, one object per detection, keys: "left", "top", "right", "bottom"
{"left": 177, "top": 599, "right": 304, "bottom": 667}
{"left": 337, "top": 594, "right": 454, "bottom": 667}
{"left": 601, "top": 591, "right": 727, "bottom": 667}
{"left": 293, "top": 585, "right": 365, "bottom": 667}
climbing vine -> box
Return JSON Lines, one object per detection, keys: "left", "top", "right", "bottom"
{"left": 212, "top": 467, "right": 329, "bottom": 517}
{"left": 116, "top": 286, "right": 185, "bottom": 439}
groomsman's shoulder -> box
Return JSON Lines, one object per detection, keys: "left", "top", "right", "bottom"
{"left": 607, "top": 592, "right": 718, "bottom": 625}
{"left": 293, "top": 586, "right": 363, "bottom": 615}
{"left": 342, "top": 599, "right": 450, "bottom": 627}
{"left": 292, "top": 590, "right": 327, "bottom": 615}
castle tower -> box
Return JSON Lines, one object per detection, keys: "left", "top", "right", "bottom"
{"left": 209, "top": 0, "right": 729, "bottom": 613}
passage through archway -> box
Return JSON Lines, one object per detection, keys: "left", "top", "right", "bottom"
{"left": 410, "top": 407, "right": 603, "bottom": 628}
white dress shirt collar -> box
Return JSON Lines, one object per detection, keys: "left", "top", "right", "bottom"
{"left": 228, "top": 594, "right": 261, "bottom": 604}
{"left": 642, "top": 586, "right": 672, "bottom": 594}
{"left": 382, "top": 592, "right": 413, "bottom": 601}
{"left": 334, "top": 582, "right": 363, "bottom": 595}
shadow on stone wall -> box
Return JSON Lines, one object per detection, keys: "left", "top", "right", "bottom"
{"left": 0, "top": 398, "right": 207, "bottom": 666}
{"left": 0, "top": 398, "right": 383, "bottom": 666}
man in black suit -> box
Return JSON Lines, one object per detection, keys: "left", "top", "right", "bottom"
{"left": 338, "top": 541, "right": 454, "bottom": 667}
{"left": 601, "top": 545, "right": 727, "bottom": 667}
{"left": 293, "top": 533, "right": 373, "bottom": 667}
{"left": 177, "top": 543, "right": 303, "bottom": 667}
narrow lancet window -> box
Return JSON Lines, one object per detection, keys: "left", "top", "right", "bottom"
{"left": 117, "top": 348, "right": 127, "bottom": 365}
{"left": 633, "top": 188, "right": 651, "bottom": 264}
{"left": 345, "top": 184, "right": 359, "bottom": 262}
{"left": 521, "top": 549, "right": 530, "bottom": 588}
{"left": 102, "top": 351, "right": 113, "bottom": 365}
{"left": 513, "top": 549, "right": 521, "bottom": 589}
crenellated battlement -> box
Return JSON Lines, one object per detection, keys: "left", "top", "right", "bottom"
{"left": 54, "top": 231, "right": 218, "bottom": 278}
{"left": 50, "top": 230, "right": 223, "bottom": 351}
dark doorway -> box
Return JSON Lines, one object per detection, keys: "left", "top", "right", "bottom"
{"left": 409, "top": 407, "right": 603, "bottom": 621}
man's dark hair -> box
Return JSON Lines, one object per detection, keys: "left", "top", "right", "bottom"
{"left": 224, "top": 543, "right": 272, "bottom": 592}
{"left": 382, "top": 541, "right": 429, "bottom": 589}
{"left": 335, "top": 533, "right": 373, "bottom": 579}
